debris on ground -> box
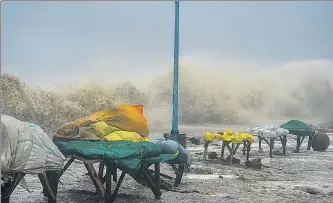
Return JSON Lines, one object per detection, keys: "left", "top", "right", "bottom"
{"left": 293, "top": 186, "right": 322, "bottom": 195}
{"left": 208, "top": 152, "right": 218, "bottom": 159}
{"left": 245, "top": 158, "right": 263, "bottom": 169}
{"left": 188, "top": 137, "right": 202, "bottom": 145}
{"left": 225, "top": 156, "right": 241, "bottom": 164}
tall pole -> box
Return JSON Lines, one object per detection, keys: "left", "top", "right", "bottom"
{"left": 171, "top": 0, "right": 180, "bottom": 136}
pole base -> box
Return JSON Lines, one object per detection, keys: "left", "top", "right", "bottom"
{"left": 164, "top": 131, "right": 187, "bottom": 148}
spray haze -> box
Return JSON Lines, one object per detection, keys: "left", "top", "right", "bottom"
{"left": 147, "top": 56, "right": 333, "bottom": 126}
{"left": 2, "top": 55, "right": 333, "bottom": 132}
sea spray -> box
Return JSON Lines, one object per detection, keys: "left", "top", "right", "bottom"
{"left": 1, "top": 58, "right": 333, "bottom": 133}
{"left": 146, "top": 58, "right": 333, "bottom": 125}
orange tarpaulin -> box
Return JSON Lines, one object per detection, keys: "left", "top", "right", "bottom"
{"left": 57, "top": 105, "right": 149, "bottom": 137}
{"left": 127, "top": 104, "right": 143, "bottom": 117}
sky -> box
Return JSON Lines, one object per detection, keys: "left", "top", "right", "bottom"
{"left": 1, "top": 1, "right": 333, "bottom": 89}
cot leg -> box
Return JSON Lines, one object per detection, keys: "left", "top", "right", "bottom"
{"left": 1, "top": 181, "right": 11, "bottom": 203}
{"left": 174, "top": 164, "right": 184, "bottom": 187}
{"left": 307, "top": 135, "right": 314, "bottom": 150}
{"left": 296, "top": 136, "right": 301, "bottom": 153}
{"left": 1, "top": 173, "right": 26, "bottom": 202}
{"left": 155, "top": 163, "right": 161, "bottom": 190}
{"left": 38, "top": 173, "right": 49, "bottom": 197}
{"left": 281, "top": 135, "right": 287, "bottom": 155}
{"left": 229, "top": 143, "right": 235, "bottom": 165}
{"left": 1, "top": 173, "right": 26, "bottom": 203}
{"left": 203, "top": 142, "right": 209, "bottom": 161}
{"left": 221, "top": 141, "right": 226, "bottom": 158}
{"left": 97, "top": 161, "right": 105, "bottom": 192}
{"left": 45, "top": 171, "right": 60, "bottom": 203}
{"left": 38, "top": 172, "right": 55, "bottom": 200}
{"left": 141, "top": 165, "right": 162, "bottom": 199}
{"left": 233, "top": 143, "right": 240, "bottom": 155}
{"left": 59, "top": 156, "right": 75, "bottom": 177}
{"left": 269, "top": 138, "right": 274, "bottom": 158}
{"left": 104, "top": 165, "right": 112, "bottom": 203}
{"left": 84, "top": 163, "right": 105, "bottom": 197}
{"left": 246, "top": 142, "right": 251, "bottom": 161}
{"left": 110, "top": 172, "right": 126, "bottom": 202}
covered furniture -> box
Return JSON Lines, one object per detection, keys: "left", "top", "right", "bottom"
{"left": 54, "top": 140, "right": 178, "bottom": 203}
{"left": 1, "top": 115, "right": 65, "bottom": 203}
{"left": 203, "top": 131, "right": 255, "bottom": 165}
{"left": 245, "top": 125, "right": 289, "bottom": 158}
{"left": 280, "top": 120, "right": 315, "bottom": 153}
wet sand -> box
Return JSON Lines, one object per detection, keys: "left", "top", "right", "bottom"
{"left": 10, "top": 133, "right": 333, "bottom": 203}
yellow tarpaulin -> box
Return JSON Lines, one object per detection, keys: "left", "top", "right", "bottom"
{"left": 91, "top": 121, "right": 121, "bottom": 137}
{"left": 57, "top": 104, "right": 149, "bottom": 138}
{"left": 103, "top": 131, "right": 150, "bottom": 142}
{"left": 204, "top": 130, "right": 255, "bottom": 144}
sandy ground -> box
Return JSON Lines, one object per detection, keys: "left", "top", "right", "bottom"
{"left": 9, "top": 133, "right": 333, "bottom": 203}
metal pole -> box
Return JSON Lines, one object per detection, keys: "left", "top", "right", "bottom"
{"left": 171, "top": 0, "right": 180, "bottom": 136}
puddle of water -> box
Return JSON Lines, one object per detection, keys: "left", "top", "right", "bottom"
{"left": 187, "top": 146, "right": 206, "bottom": 151}
{"left": 186, "top": 174, "right": 220, "bottom": 180}
{"left": 261, "top": 158, "right": 271, "bottom": 165}
{"left": 220, "top": 175, "right": 237, "bottom": 179}
{"left": 207, "top": 193, "right": 228, "bottom": 197}
{"left": 186, "top": 174, "right": 237, "bottom": 180}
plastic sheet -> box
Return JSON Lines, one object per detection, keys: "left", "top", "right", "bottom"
{"left": 1, "top": 114, "right": 65, "bottom": 175}
{"left": 245, "top": 125, "right": 289, "bottom": 138}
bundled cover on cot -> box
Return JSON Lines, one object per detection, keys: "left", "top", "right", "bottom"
{"left": 0, "top": 114, "right": 65, "bottom": 177}
{"left": 56, "top": 105, "right": 149, "bottom": 142}
{"left": 245, "top": 125, "right": 289, "bottom": 138}
{"left": 150, "top": 138, "right": 193, "bottom": 166}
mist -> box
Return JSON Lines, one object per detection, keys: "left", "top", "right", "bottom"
{"left": 2, "top": 55, "right": 333, "bottom": 133}
{"left": 146, "top": 57, "right": 333, "bottom": 125}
